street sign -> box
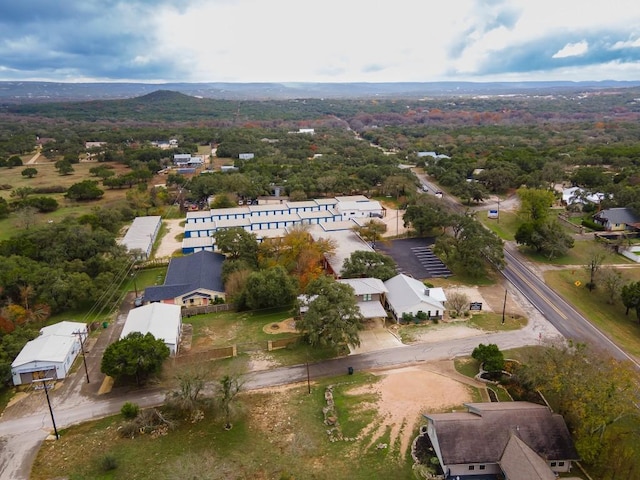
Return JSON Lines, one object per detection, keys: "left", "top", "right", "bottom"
{"left": 469, "top": 302, "right": 483, "bottom": 311}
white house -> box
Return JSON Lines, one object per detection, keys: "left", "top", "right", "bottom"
{"left": 11, "top": 321, "right": 87, "bottom": 386}
{"left": 337, "top": 278, "right": 388, "bottom": 319}
{"left": 121, "top": 303, "right": 182, "bottom": 356}
{"left": 384, "top": 273, "right": 446, "bottom": 322}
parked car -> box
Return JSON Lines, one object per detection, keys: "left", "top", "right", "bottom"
{"left": 133, "top": 296, "right": 144, "bottom": 308}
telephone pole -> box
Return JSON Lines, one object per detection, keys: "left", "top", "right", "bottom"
{"left": 73, "top": 329, "right": 90, "bottom": 383}
{"left": 33, "top": 378, "right": 59, "bottom": 439}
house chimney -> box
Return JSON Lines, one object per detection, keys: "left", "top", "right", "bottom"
{"left": 424, "top": 288, "right": 430, "bottom": 296}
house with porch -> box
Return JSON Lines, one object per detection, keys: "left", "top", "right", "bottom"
{"left": 593, "top": 207, "right": 640, "bottom": 231}
{"left": 383, "top": 273, "right": 446, "bottom": 322}
{"left": 423, "top": 402, "right": 580, "bottom": 479}
{"left": 143, "top": 250, "right": 225, "bottom": 306}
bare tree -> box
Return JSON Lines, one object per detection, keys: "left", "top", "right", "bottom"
{"left": 447, "top": 291, "right": 469, "bottom": 317}
{"left": 598, "top": 267, "right": 624, "bottom": 305}
{"left": 584, "top": 243, "right": 609, "bottom": 291}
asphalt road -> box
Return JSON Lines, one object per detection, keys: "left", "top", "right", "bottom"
{"left": 0, "top": 324, "right": 550, "bottom": 480}
{"left": 502, "top": 245, "right": 639, "bottom": 366}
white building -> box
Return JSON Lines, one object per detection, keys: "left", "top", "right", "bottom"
{"left": 384, "top": 274, "right": 446, "bottom": 322}
{"left": 121, "top": 303, "right": 182, "bottom": 356}
{"left": 118, "top": 216, "right": 161, "bottom": 260}
{"left": 11, "top": 321, "right": 87, "bottom": 386}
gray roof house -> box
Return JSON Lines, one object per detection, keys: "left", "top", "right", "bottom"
{"left": 593, "top": 207, "right": 640, "bottom": 231}
{"left": 143, "top": 251, "right": 225, "bottom": 306}
{"left": 423, "top": 402, "right": 580, "bottom": 479}
{"left": 337, "top": 278, "right": 388, "bottom": 319}
{"left": 383, "top": 273, "right": 446, "bottom": 322}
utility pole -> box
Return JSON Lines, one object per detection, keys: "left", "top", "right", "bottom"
{"left": 73, "top": 329, "right": 90, "bottom": 383}
{"left": 131, "top": 272, "right": 139, "bottom": 297}
{"left": 501, "top": 288, "right": 508, "bottom": 325}
{"left": 33, "top": 378, "right": 59, "bottom": 439}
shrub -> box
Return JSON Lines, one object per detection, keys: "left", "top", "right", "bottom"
{"left": 100, "top": 455, "right": 118, "bottom": 472}
{"left": 120, "top": 401, "right": 140, "bottom": 419}
{"left": 581, "top": 218, "right": 605, "bottom": 231}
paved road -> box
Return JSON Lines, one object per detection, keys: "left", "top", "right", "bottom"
{"left": 502, "top": 244, "right": 640, "bottom": 367}
{"left": 0, "top": 318, "right": 554, "bottom": 480}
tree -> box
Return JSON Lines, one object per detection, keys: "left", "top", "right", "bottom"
{"left": 296, "top": 275, "right": 364, "bottom": 348}
{"left": 243, "top": 265, "right": 298, "bottom": 310}
{"left": 403, "top": 197, "right": 451, "bottom": 236}
{"left": 353, "top": 219, "right": 387, "bottom": 249}
{"left": 54, "top": 159, "right": 74, "bottom": 175}
{"left": 598, "top": 267, "right": 624, "bottom": 305}
{"left": 517, "top": 187, "right": 555, "bottom": 222}
{"left": 518, "top": 342, "right": 640, "bottom": 464}
{"left": 621, "top": 281, "right": 640, "bottom": 322}
{"left": 7, "top": 155, "right": 23, "bottom": 168}
{"left": 515, "top": 219, "right": 574, "bottom": 259}
{"left": 21, "top": 167, "right": 38, "bottom": 178}
{"left": 101, "top": 332, "right": 170, "bottom": 386}
{"left": 340, "top": 250, "right": 397, "bottom": 281}
{"left": 447, "top": 291, "right": 469, "bottom": 317}
{"left": 471, "top": 343, "right": 504, "bottom": 372}
{"left": 583, "top": 243, "right": 609, "bottom": 291}
{"left": 0, "top": 198, "right": 9, "bottom": 219}
{"left": 10, "top": 187, "right": 34, "bottom": 200}
{"left": 213, "top": 227, "right": 259, "bottom": 267}
{"left": 218, "top": 374, "right": 242, "bottom": 430}
{"left": 65, "top": 180, "right": 104, "bottom": 200}
{"left": 434, "top": 215, "right": 504, "bottom": 277}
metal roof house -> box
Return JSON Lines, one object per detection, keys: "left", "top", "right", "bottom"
{"left": 118, "top": 216, "right": 161, "bottom": 260}
{"left": 121, "top": 303, "right": 182, "bottom": 356}
{"left": 11, "top": 321, "right": 87, "bottom": 386}
{"left": 337, "top": 278, "right": 388, "bottom": 319}
{"left": 423, "top": 402, "right": 579, "bottom": 479}
{"left": 143, "top": 250, "right": 225, "bottom": 306}
{"left": 383, "top": 273, "right": 446, "bottom": 322}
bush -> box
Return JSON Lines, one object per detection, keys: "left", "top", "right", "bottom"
{"left": 33, "top": 185, "right": 66, "bottom": 194}
{"left": 100, "top": 455, "right": 118, "bottom": 472}
{"left": 120, "top": 401, "right": 140, "bottom": 419}
{"left": 581, "top": 218, "right": 605, "bottom": 231}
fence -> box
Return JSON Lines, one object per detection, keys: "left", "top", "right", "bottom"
{"left": 181, "top": 303, "right": 235, "bottom": 317}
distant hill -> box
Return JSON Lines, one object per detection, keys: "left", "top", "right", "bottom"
{"left": 2, "top": 80, "right": 640, "bottom": 104}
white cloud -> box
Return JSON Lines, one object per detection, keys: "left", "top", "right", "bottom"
{"left": 611, "top": 37, "right": 640, "bottom": 50}
{"left": 552, "top": 41, "right": 589, "bottom": 59}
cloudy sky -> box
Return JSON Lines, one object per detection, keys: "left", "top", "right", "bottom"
{"left": 1, "top": 0, "right": 640, "bottom": 83}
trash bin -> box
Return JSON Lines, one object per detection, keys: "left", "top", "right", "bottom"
{"left": 102, "top": 321, "right": 108, "bottom": 329}
{"left": 348, "top": 366, "right": 354, "bottom": 375}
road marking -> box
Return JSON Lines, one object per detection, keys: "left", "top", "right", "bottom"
{"left": 507, "top": 263, "right": 568, "bottom": 320}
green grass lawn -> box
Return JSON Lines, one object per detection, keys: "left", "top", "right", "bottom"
{"left": 544, "top": 268, "right": 640, "bottom": 359}
{"left": 521, "top": 239, "right": 635, "bottom": 266}
{"left": 467, "top": 312, "right": 527, "bottom": 331}
{"left": 30, "top": 373, "right": 418, "bottom": 480}
{"left": 480, "top": 210, "right": 521, "bottom": 241}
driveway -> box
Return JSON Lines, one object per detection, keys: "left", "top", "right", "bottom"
{"left": 376, "top": 237, "right": 451, "bottom": 279}
{"left": 349, "top": 319, "right": 404, "bottom": 355}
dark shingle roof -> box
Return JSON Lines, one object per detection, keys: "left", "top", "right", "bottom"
{"left": 594, "top": 207, "right": 640, "bottom": 225}
{"left": 424, "top": 402, "right": 579, "bottom": 466}
{"left": 144, "top": 251, "right": 225, "bottom": 302}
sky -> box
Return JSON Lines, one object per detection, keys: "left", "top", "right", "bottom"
{"left": 1, "top": 0, "right": 640, "bottom": 84}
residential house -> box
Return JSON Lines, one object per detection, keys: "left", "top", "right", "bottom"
{"left": 143, "top": 250, "right": 225, "bottom": 306}
{"left": 423, "top": 402, "right": 580, "bottom": 479}
{"left": 239, "top": 153, "right": 255, "bottom": 160}
{"left": 337, "top": 278, "right": 388, "bottom": 320}
{"left": 11, "top": 321, "right": 87, "bottom": 385}
{"left": 384, "top": 273, "right": 446, "bottom": 322}
{"left": 562, "top": 186, "right": 606, "bottom": 206}
{"left": 121, "top": 303, "right": 182, "bottom": 356}
{"left": 593, "top": 207, "right": 640, "bottom": 231}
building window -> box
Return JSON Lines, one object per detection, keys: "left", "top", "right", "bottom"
{"left": 363, "top": 294, "right": 372, "bottom": 301}
{"left": 558, "top": 461, "right": 565, "bottom": 466}
{"left": 550, "top": 462, "right": 557, "bottom": 467}
{"left": 468, "top": 466, "right": 475, "bottom": 471}
{"left": 479, "top": 465, "right": 485, "bottom": 470}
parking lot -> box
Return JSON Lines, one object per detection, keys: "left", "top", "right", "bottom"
{"left": 376, "top": 237, "right": 451, "bottom": 280}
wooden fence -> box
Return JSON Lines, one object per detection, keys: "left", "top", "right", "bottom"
{"left": 181, "top": 303, "right": 234, "bottom": 317}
